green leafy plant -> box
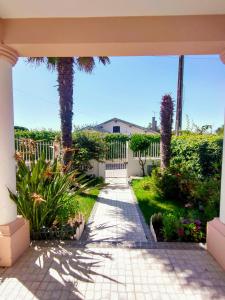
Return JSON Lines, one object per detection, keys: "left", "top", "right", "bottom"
{"left": 162, "top": 213, "right": 180, "bottom": 241}
{"left": 171, "top": 134, "right": 223, "bottom": 178}
{"left": 177, "top": 218, "right": 205, "bottom": 242}
{"left": 9, "top": 155, "right": 92, "bottom": 238}
{"left": 72, "top": 131, "right": 107, "bottom": 171}
{"left": 162, "top": 213, "right": 205, "bottom": 242}
{"left": 15, "top": 129, "right": 59, "bottom": 141}
{"left": 130, "top": 134, "right": 153, "bottom": 176}
{"left": 104, "top": 133, "right": 130, "bottom": 143}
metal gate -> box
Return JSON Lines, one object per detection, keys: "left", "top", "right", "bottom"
{"left": 105, "top": 141, "right": 128, "bottom": 178}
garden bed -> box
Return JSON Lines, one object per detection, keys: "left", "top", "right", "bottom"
{"left": 132, "top": 173, "right": 219, "bottom": 243}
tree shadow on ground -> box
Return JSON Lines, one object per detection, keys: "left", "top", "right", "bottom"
{"left": 0, "top": 244, "right": 122, "bottom": 299}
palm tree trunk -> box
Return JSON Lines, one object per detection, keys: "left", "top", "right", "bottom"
{"left": 160, "top": 95, "right": 174, "bottom": 169}
{"left": 57, "top": 57, "right": 74, "bottom": 167}
{"left": 175, "top": 55, "right": 184, "bottom": 136}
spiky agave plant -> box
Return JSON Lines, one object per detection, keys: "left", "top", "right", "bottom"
{"left": 8, "top": 154, "right": 93, "bottom": 235}
{"left": 160, "top": 94, "right": 174, "bottom": 169}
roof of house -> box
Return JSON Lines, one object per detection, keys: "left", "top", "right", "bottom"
{"left": 83, "top": 118, "right": 157, "bottom": 134}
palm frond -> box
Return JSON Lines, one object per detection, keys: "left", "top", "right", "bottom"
{"left": 76, "top": 57, "right": 95, "bottom": 73}
{"left": 27, "top": 57, "right": 58, "bottom": 71}
{"left": 46, "top": 57, "right": 58, "bottom": 71}
{"left": 98, "top": 56, "right": 110, "bottom": 65}
{"left": 27, "top": 57, "right": 45, "bottom": 66}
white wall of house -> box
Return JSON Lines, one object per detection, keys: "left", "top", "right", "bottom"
{"left": 87, "top": 157, "right": 160, "bottom": 178}
{"left": 97, "top": 120, "right": 148, "bottom": 135}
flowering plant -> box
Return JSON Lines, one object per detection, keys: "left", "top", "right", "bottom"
{"left": 177, "top": 218, "right": 205, "bottom": 242}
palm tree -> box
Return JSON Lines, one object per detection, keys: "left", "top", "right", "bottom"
{"left": 175, "top": 55, "right": 184, "bottom": 136}
{"left": 160, "top": 94, "right": 174, "bottom": 169}
{"left": 28, "top": 56, "right": 110, "bottom": 166}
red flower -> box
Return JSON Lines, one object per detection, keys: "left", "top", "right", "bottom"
{"left": 178, "top": 228, "right": 184, "bottom": 237}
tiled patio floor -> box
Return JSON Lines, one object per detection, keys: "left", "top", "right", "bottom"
{"left": 0, "top": 245, "right": 225, "bottom": 299}
{"left": 0, "top": 179, "right": 224, "bottom": 299}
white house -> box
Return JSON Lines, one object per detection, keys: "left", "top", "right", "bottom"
{"left": 84, "top": 118, "right": 158, "bottom": 135}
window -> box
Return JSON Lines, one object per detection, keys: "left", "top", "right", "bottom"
{"left": 113, "top": 126, "right": 120, "bottom": 133}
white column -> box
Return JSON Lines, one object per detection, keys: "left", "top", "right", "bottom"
{"left": 219, "top": 113, "right": 225, "bottom": 224}
{"left": 0, "top": 45, "right": 18, "bottom": 225}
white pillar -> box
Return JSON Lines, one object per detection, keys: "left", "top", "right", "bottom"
{"left": 219, "top": 113, "right": 225, "bottom": 224}
{"left": 0, "top": 45, "right": 18, "bottom": 225}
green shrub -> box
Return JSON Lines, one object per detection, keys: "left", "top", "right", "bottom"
{"left": 162, "top": 213, "right": 180, "bottom": 241}
{"left": 130, "top": 134, "right": 159, "bottom": 176}
{"left": 171, "top": 135, "right": 223, "bottom": 178}
{"left": 104, "top": 133, "right": 130, "bottom": 143}
{"left": 162, "top": 213, "right": 205, "bottom": 242}
{"left": 146, "top": 168, "right": 181, "bottom": 201}
{"left": 15, "top": 129, "right": 59, "bottom": 141}
{"left": 14, "top": 126, "right": 29, "bottom": 131}
{"left": 9, "top": 155, "right": 92, "bottom": 237}
{"left": 177, "top": 218, "right": 205, "bottom": 242}
{"left": 72, "top": 131, "right": 107, "bottom": 171}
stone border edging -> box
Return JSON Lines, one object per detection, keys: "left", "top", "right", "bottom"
{"left": 129, "top": 185, "right": 155, "bottom": 242}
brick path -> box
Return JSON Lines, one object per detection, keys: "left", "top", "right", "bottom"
{"left": 84, "top": 178, "right": 149, "bottom": 243}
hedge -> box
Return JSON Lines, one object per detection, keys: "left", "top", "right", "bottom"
{"left": 171, "top": 134, "right": 223, "bottom": 178}
{"left": 15, "top": 129, "right": 60, "bottom": 141}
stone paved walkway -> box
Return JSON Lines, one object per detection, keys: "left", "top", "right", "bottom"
{"left": 84, "top": 178, "right": 148, "bottom": 243}
{"left": 1, "top": 179, "right": 225, "bottom": 299}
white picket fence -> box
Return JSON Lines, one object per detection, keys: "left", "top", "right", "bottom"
{"left": 133, "top": 142, "right": 160, "bottom": 158}
{"left": 105, "top": 140, "right": 160, "bottom": 160}
{"left": 104, "top": 140, "right": 160, "bottom": 178}
{"left": 15, "top": 139, "right": 160, "bottom": 169}
{"left": 105, "top": 140, "right": 127, "bottom": 161}
{"left": 15, "top": 139, "right": 55, "bottom": 162}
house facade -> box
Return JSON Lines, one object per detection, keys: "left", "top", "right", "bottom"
{"left": 86, "top": 118, "right": 158, "bottom": 135}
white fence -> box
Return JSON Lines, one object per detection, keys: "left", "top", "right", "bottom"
{"left": 104, "top": 140, "right": 160, "bottom": 178}
{"left": 133, "top": 142, "right": 160, "bottom": 158}
{"left": 15, "top": 139, "right": 54, "bottom": 162}
{"left": 105, "top": 140, "right": 127, "bottom": 160}
{"left": 15, "top": 138, "right": 160, "bottom": 177}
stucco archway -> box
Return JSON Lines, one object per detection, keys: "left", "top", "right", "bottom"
{"left": 0, "top": 3, "right": 225, "bottom": 267}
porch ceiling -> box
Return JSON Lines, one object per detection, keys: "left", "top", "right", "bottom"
{"left": 1, "top": 15, "right": 225, "bottom": 57}
{"left": 1, "top": 0, "right": 225, "bottom": 18}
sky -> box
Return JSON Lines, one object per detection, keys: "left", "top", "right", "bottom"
{"left": 13, "top": 55, "right": 225, "bottom": 131}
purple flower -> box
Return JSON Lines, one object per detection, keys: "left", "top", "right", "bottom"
{"left": 182, "top": 218, "right": 190, "bottom": 224}
{"left": 194, "top": 219, "right": 201, "bottom": 226}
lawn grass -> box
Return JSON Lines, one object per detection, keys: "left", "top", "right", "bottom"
{"left": 75, "top": 188, "right": 100, "bottom": 223}
{"left": 132, "top": 178, "right": 182, "bottom": 225}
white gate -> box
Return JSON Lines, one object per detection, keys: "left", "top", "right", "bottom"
{"left": 105, "top": 141, "right": 128, "bottom": 178}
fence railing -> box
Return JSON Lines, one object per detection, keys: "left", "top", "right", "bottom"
{"left": 133, "top": 142, "right": 160, "bottom": 158}
{"left": 105, "top": 140, "right": 160, "bottom": 161}
{"left": 15, "top": 139, "right": 160, "bottom": 164}
{"left": 15, "top": 139, "right": 55, "bottom": 162}
{"left": 105, "top": 141, "right": 127, "bottom": 160}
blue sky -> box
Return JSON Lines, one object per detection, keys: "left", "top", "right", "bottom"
{"left": 13, "top": 55, "right": 225, "bottom": 131}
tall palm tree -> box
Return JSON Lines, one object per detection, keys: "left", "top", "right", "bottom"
{"left": 175, "top": 55, "right": 184, "bottom": 136}
{"left": 28, "top": 56, "right": 110, "bottom": 166}
{"left": 160, "top": 94, "right": 174, "bottom": 169}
